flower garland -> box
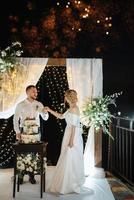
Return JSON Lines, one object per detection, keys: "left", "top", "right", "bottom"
{"left": 17, "top": 153, "right": 46, "bottom": 178}
{"left": 81, "top": 92, "right": 122, "bottom": 139}
{"left": 0, "top": 41, "right": 23, "bottom": 74}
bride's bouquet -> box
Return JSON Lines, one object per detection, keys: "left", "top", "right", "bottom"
{"left": 81, "top": 92, "right": 122, "bottom": 139}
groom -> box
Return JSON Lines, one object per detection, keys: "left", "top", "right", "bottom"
{"left": 13, "top": 85, "right": 49, "bottom": 184}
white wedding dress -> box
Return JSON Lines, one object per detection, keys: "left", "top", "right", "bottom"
{"left": 49, "top": 110, "right": 85, "bottom": 194}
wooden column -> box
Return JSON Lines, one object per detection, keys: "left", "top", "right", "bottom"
{"left": 94, "top": 129, "right": 102, "bottom": 167}
{"left": 47, "top": 58, "right": 66, "bottom": 66}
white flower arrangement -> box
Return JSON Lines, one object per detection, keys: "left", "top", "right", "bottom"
{"left": 81, "top": 92, "right": 122, "bottom": 139}
{"left": 17, "top": 153, "right": 46, "bottom": 178}
{"left": 0, "top": 41, "right": 23, "bottom": 73}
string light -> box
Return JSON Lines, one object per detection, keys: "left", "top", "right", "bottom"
{"left": 9, "top": 0, "right": 116, "bottom": 57}
{"left": 37, "top": 66, "right": 69, "bottom": 147}
{"left": 8, "top": 1, "right": 128, "bottom": 57}
{"left": 0, "top": 119, "right": 15, "bottom": 167}
{"left": 82, "top": 14, "right": 88, "bottom": 18}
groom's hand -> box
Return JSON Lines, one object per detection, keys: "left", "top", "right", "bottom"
{"left": 44, "top": 107, "right": 48, "bottom": 113}
{"left": 16, "top": 133, "right": 21, "bottom": 141}
{"left": 44, "top": 106, "right": 50, "bottom": 112}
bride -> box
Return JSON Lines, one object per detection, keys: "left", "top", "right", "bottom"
{"left": 46, "top": 89, "right": 85, "bottom": 194}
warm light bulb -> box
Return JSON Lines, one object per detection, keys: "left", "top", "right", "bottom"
{"left": 82, "top": 15, "right": 86, "bottom": 18}
{"left": 82, "top": 14, "right": 88, "bottom": 18}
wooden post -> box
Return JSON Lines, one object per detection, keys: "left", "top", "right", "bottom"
{"left": 94, "top": 129, "right": 102, "bottom": 167}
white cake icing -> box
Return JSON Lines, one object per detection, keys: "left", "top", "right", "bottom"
{"left": 23, "top": 119, "right": 38, "bottom": 134}
{"left": 21, "top": 134, "right": 40, "bottom": 144}
{"left": 21, "top": 118, "right": 40, "bottom": 143}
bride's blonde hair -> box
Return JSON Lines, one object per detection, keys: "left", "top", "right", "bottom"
{"left": 65, "top": 89, "right": 77, "bottom": 103}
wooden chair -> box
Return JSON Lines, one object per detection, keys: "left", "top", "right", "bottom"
{"left": 12, "top": 142, "right": 47, "bottom": 198}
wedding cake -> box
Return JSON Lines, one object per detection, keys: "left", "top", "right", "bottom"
{"left": 21, "top": 118, "right": 40, "bottom": 143}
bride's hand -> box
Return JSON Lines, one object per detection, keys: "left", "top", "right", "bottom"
{"left": 68, "top": 140, "right": 74, "bottom": 148}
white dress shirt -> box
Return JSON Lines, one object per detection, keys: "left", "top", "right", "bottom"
{"left": 13, "top": 99, "right": 49, "bottom": 133}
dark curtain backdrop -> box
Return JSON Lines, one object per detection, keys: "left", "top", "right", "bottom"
{"left": 0, "top": 117, "right": 16, "bottom": 168}
{"left": 36, "top": 66, "right": 69, "bottom": 165}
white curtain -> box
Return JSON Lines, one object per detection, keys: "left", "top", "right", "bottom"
{"left": 66, "top": 58, "right": 104, "bottom": 178}
{"left": 0, "top": 58, "right": 48, "bottom": 119}
{"left": 92, "top": 59, "right": 103, "bottom": 98}
{"left": 66, "top": 59, "right": 94, "bottom": 112}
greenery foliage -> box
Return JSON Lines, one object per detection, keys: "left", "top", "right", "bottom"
{"left": 82, "top": 92, "right": 122, "bottom": 139}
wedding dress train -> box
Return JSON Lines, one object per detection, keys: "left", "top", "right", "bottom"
{"left": 48, "top": 110, "right": 88, "bottom": 194}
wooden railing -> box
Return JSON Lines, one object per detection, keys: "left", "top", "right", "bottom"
{"left": 108, "top": 116, "right": 134, "bottom": 186}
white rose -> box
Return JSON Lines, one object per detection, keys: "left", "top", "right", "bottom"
{"left": 17, "top": 156, "right": 22, "bottom": 160}
{"left": 33, "top": 161, "right": 37, "bottom": 165}
{"left": 26, "top": 167, "right": 30, "bottom": 171}
{"left": 20, "top": 163, "right": 25, "bottom": 170}
{"left": 27, "top": 157, "right": 32, "bottom": 161}
{"left": 15, "top": 50, "right": 22, "bottom": 56}
{"left": 1, "top": 51, "right": 7, "bottom": 57}
{"left": 29, "top": 167, "right": 33, "bottom": 172}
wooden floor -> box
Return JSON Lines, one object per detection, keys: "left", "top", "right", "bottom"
{"left": 107, "top": 172, "right": 134, "bottom": 200}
